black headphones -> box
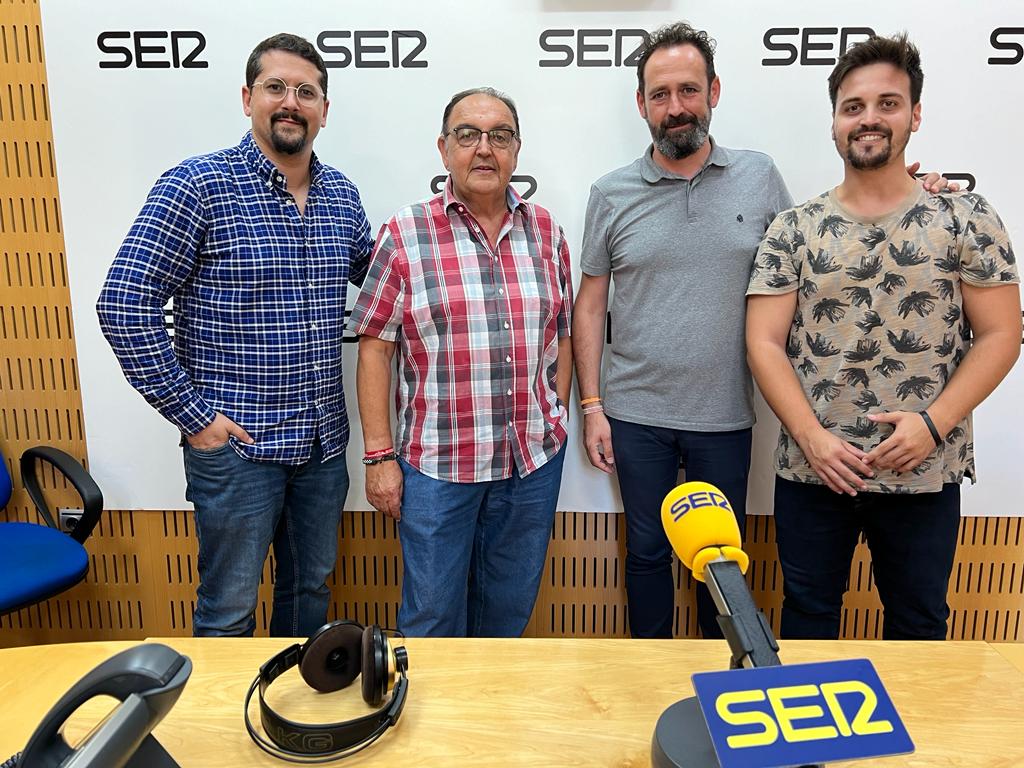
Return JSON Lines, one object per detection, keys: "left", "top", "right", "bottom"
{"left": 244, "top": 620, "right": 409, "bottom": 763}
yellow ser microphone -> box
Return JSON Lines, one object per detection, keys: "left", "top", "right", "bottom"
{"left": 661, "top": 481, "right": 749, "bottom": 583}
{"left": 661, "top": 480, "right": 781, "bottom": 670}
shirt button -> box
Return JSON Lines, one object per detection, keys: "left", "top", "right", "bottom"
{"left": 508, "top": 420, "right": 513, "bottom": 427}
{"left": 311, "top": 322, "right": 318, "bottom": 329}
{"left": 506, "top": 388, "right": 512, "bottom": 396}
{"left": 503, "top": 321, "right": 510, "bottom": 329}
{"left": 498, "top": 287, "right": 504, "bottom": 295}
{"left": 308, "top": 281, "right": 314, "bottom": 288}
{"left": 505, "top": 356, "right": 511, "bottom": 363}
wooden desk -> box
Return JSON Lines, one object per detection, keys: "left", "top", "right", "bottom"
{"left": 990, "top": 641, "right": 1024, "bottom": 674}
{"left": 2, "top": 638, "right": 1023, "bottom": 766}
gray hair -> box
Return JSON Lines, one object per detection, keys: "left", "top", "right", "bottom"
{"left": 441, "top": 87, "right": 520, "bottom": 136}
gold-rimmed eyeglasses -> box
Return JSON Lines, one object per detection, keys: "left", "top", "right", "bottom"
{"left": 253, "top": 77, "right": 324, "bottom": 107}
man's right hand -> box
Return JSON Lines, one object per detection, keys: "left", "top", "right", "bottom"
{"left": 795, "top": 425, "right": 873, "bottom": 495}
{"left": 583, "top": 411, "right": 616, "bottom": 474}
{"left": 366, "top": 461, "right": 403, "bottom": 520}
{"left": 186, "top": 412, "right": 254, "bottom": 450}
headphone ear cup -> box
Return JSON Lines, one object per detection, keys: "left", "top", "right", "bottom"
{"left": 361, "top": 625, "right": 388, "bottom": 707}
{"left": 299, "top": 620, "right": 365, "bottom": 693}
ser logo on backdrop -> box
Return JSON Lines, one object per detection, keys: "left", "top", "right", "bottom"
{"left": 430, "top": 175, "right": 537, "bottom": 199}
{"left": 98, "top": 31, "right": 207, "bottom": 68}
{"left": 762, "top": 27, "right": 874, "bottom": 66}
{"left": 538, "top": 29, "right": 650, "bottom": 67}
{"left": 989, "top": 28, "right": 1024, "bottom": 65}
{"left": 316, "top": 31, "right": 427, "bottom": 68}
{"left": 914, "top": 173, "right": 976, "bottom": 192}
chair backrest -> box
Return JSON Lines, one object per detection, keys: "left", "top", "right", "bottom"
{"left": 1, "top": 448, "right": 12, "bottom": 509}
{"left": 20, "top": 446, "right": 104, "bottom": 542}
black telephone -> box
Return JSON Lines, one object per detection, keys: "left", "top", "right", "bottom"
{"left": 4, "top": 643, "right": 191, "bottom": 768}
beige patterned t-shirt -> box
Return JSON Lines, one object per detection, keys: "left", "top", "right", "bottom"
{"left": 747, "top": 186, "right": 1018, "bottom": 493}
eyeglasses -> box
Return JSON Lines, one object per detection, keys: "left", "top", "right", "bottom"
{"left": 445, "top": 125, "right": 519, "bottom": 150}
{"left": 253, "top": 77, "right": 324, "bottom": 107}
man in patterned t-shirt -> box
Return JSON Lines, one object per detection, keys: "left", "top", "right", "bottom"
{"left": 746, "top": 34, "right": 1021, "bottom": 640}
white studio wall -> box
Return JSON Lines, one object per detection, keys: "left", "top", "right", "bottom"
{"left": 39, "top": 0, "right": 1024, "bottom": 513}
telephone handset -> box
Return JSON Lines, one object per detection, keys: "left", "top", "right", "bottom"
{"left": 5, "top": 643, "right": 191, "bottom": 768}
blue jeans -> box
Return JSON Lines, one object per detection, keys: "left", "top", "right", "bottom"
{"left": 774, "top": 477, "right": 961, "bottom": 640}
{"left": 396, "top": 448, "right": 565, "bottom": 637}
{"left": 608, "top": 417, "right": 751, "bottom": 639}
{"left": 184, "top": 439, "right": 349, "bottom": 637}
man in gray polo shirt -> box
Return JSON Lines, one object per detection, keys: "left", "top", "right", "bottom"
{"left": 573, "top": 21, "right": 789, "bottom": 639}
{"left": 573, "top": 21, "right": 951, "bottom": 639}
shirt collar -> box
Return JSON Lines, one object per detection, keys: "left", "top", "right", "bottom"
{"left": 441, "top": 176, "right": 528, "bottom": 219}
{"left": 639, "top": 136, "right": 732, "bottom": 183}
{"left": 239, "top": 130, "right": 323, "bottom": 191}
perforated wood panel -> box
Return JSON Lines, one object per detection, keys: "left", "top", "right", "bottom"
{"left": 0, "top": 0, "right": 88, "bottom": 535}
{"left": 2, "top": 0, "right": 1023, "bottom": 649}
{"left": 2, "top": 510, "right": 1023, "bottom": 646}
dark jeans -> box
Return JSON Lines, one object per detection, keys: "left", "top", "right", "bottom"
{"left": 608, "top": 417, "right": 751, "bottom": 638}
{"left": 774, "top": 476, "right": 961, "bottom": 640}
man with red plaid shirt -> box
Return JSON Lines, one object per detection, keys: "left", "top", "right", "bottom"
{"left": 350, "top": 87, "right": 573, "bottom": 637}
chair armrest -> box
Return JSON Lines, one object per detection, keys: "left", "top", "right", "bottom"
{"left": 20, "top": 447, "right": 104, "bottom": 544}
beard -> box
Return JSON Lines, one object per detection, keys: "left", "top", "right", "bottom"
{"left": 270, "top": 111, "right": 309, "bottom": 155}
{"left": 649, "top": 108, "right": 711, "bottom": 160}
{"left": 844, "top": 123, "right": 910, "bottom": 170}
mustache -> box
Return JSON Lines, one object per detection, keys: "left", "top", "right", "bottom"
{"left": 851, "top": 124, "right": 891, "bottom": 140}
{"left": 662, "top": 113, "right": 698, "bottom": 130}
{"left": 271, "top": 111, "right": 308, "bottom": 128}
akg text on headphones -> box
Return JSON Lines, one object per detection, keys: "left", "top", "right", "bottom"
{"left": 244, "top": 620, "right": 409, "bottom": 763}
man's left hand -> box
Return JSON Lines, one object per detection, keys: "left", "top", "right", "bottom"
{"left": 864, "top": 411, "right": 937, "bottom": 473}
{"left": 906, "top": 161, "right": 961, "bottom": 194}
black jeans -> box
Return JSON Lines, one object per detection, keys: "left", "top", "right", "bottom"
{"left": 608, "top": 417, "right": 751, "bottom": 638}
{"left": 773, "top": 476, "right": 961, "bottom": 640}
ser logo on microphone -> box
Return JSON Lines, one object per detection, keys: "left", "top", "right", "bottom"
{"left": 668, "top": 489, "right": 732, "bottom": 522}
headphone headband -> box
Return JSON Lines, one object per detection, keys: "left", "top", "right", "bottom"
{"left": 244, "top": 622, "right": 408, "bottom": 762}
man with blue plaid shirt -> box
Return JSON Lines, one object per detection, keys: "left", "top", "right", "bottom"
{"left": 97, "top": 33, "right": 372, "bottom": 637}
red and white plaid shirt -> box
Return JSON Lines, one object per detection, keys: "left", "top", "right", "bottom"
{"left": 350, "top": 181, "right": 573, "bottom": 483}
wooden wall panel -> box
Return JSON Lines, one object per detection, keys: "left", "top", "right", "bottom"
{"left": 2, "top": 0, "right": 1022, "bottom": 649}
{"left": 0, "top": 0, "right": 88, "bottom": 535}
{"left": 2, "top": 511, "right": 1022, "bottom": 647}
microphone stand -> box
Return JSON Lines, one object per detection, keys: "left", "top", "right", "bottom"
{"left": 704, "top": 558, "right": 781, "bottom": 670}
{"left": 651, "top": 557, "right": 821, "bottom": 767}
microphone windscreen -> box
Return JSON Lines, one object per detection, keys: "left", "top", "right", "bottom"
{"left": 661, "top": 481, "right": 742, "bottom": 571}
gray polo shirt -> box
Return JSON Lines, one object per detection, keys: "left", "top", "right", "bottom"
{"left": 581, "top": 140, "right": 792, "bottom": 430}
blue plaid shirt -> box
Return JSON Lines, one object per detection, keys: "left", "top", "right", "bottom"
{"left": 97, "top": 132, "right": 372, "bottom": 464}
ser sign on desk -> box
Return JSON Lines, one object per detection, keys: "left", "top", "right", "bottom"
{"left": 692, "top": 658, "right": 913, "bottom": 768}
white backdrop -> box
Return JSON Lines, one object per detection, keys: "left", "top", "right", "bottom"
{"left": 40, "top": 0, "right": 1024, "bottom": 513}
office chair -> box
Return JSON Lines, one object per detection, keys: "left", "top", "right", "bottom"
{"left": 0, "top": 446, "right": 103, "bottom": 615}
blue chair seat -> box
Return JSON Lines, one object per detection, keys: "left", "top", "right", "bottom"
{"left": 0, "top": 521, "right": 89, "bottom": 612}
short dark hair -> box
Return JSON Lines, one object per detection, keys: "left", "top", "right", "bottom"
{"left": 245, "top": 33, "right": 328, "bottom": 98}
{"left": 636, "top": 22, "right": 717, "bottom": 94}
{"left": 441, "top": 87, "right": 520, "bottom": 136}
{"left": 828, "top": 33, "right": 923, "bottom": 111}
